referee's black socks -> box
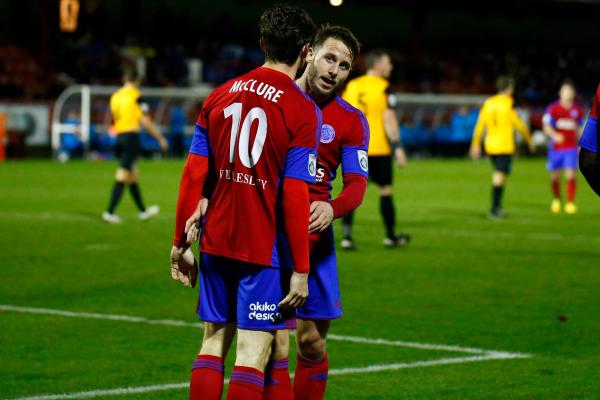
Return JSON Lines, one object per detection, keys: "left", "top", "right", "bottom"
{"left": 129, "top": 182, "right": 146, "bottom": 212}
{"left": 107, "top": 181, "right": 125, "bottom": 214}
{"left": 380, "top": 195, "right": 396, "bottom": 239}
{"left": 491, "top": 185, "right": 504, "bottom": 212}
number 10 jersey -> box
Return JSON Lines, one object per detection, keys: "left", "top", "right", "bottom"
{"left": 189, "top": 66, "right": 321, "bottom": 267}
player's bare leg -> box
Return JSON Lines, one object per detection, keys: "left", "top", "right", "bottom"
{"left": 190, "top": 322, "right": 235, "bottom": 400}
{"left": 294, "top": 319, "right": 331, "bottom": 400}
{"left": 263, "top": 330, "right": 293, "bottom": 399}
{"left": 550, "top": 170, "right": 562, "bottom": 213}
{"left": 564, "top": 168, "right": 577, "bottom": 213}
{"left": 227, "top": 329, "right": 274, "bottom": 399}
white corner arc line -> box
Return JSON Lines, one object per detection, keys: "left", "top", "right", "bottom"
{"left": 1, "top": 353, "right": 530, "bottom": 400}
{"left": 0, "top": 304, "right": 531, "bottom": 358}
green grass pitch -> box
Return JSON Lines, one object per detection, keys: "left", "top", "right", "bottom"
{"left": 1, "top": 157, "right": 600, "bottom": 399}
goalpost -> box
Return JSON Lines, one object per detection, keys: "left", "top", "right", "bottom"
{"left": 50, "top": 84, "right": 214, "bottom": 158}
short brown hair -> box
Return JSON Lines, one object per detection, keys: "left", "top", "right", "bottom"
{"left": 259, "top": 3, "right": 316, "bottom": 66}
{"left": 122, "top": 67, "right": 140, "bottom": 83}
{"left": 366, "top": 49, "right": 390, "bottom": 70}
{"left": 496, "top": 75, "right": 515, "bottom": 92}
{"left": 313, "top": 24, "right": 361, "bottom": 61}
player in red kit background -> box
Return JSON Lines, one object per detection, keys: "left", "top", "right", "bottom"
{"left": 579, "top": 83, "right": 600, "bottom": 197}
{"left": 263, "top": 25, "right": 368, "bottom": 400}
{"left": 542, "top": 81, "right": 584, "bottom": 214}
{"left": 169, "top": 5, "right": 318, "bottom": 400}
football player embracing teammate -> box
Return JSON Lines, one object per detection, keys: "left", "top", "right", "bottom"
{"left": 263, "top": 25, "right": 368, "bottom": 400}
{"left": 170, "top": 5, "right": 319, "bottom": 400}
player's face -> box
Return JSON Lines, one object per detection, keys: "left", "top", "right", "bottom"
{"left": 306, "top": 38, "right": 353, "bottom": 98}
{"left": 376, "top": 54, "right": 393, "bottom": 79}
{"left": 560, "top": 85, "right": 575, "bottom": 102}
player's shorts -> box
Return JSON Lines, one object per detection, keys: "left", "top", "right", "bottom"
{"left": 579, "top": 117, "right": 598, "bottom": 153}
{"left": 547, "top": 147, "right": 579, "bottom": 171}
{"left": 197, "top": 253, "right": 296, "bottom": 331}
{"left": 490, "top": 154, "right": 512, "bottom": 174}
{"left": 368, "top": 155, "right": 392, "bottom": 186}
{"left": 115, "top": 132, "right": 140, "bottom": 170}
{"left": 296, "top": 227, "right": 342, "bottom": 320}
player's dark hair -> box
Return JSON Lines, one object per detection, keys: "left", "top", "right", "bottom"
{"left": 313, "top": 24, "right": 361, "bottom": 61}
{"left": 561, "top": 79, "right": 576, "bottom": 90}
{"left": 122, "top": 67, "right": 140, "bottom": 83}
{"left": 365, "top": 48, "right": 390, "bottom": 70}
{"left": 496, "top": 75, "right": 515, "bottom": 92}
{"left": 259, "top": 3, "right": 316, "bottom": 66}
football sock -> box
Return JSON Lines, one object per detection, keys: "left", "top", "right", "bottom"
{"left": 380, "top": 195, "right": 396, "bottom": 239}
{"left": 190, "top": 355, "right": 224, "bottom": 400}
{"left": 567, "top": 178, "right": 576, "bottom": 202}
{"left": 263, "top": 358, "right": 293, "bottom": 400}
{"left": 107, "top": 181, "right": 125, "bottom": 214}
{"left": 293, "top": 354, "right": 329, "bottom": 400}
{"left": 341, "top": 212, "right": 354, "bottom": 239}
{"left": 227, "top": 366, "right": 264, "bottom": 400}
{"left": 551, "top": 179, "right": 561, "bottom": 199}
{"left": 492, "top": 185, "right": 504, "bottom": 211}
{"left": 129, "top": 182, "right": 146, "bottom": 212}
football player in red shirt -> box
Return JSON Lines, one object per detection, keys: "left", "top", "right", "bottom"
{"left": 169, "top": 5, "right": 318, "bottom": 400}
{"left": 542, "top": 81, "right": 584, "bottom": 214}
{"left": 264, "top": 25, "right": 368, "bottom": 400}
{"left": 579, "top": 83, "right": 600, "bottom": 197}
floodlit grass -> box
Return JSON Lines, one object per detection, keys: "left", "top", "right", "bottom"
{"left": 1, "top": 158, "right": 599, "bottom": 399}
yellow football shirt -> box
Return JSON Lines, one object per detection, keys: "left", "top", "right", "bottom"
{"left": 110, "top": 85, "right": 143, "bottom": 134}
{"left": 472, "top": 94, "right": 532, "bottom": 155}
{"left": 342, "top": 75, "right": 391, "bottom": 156}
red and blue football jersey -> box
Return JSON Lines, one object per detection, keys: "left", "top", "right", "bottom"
{"left": 580, "top": 84, "right": 600, "bottom": 153}
{"left": 310, "top": 96, "right": 369, "bottom": 203}
{"left": 190, "top": 67, "right": 320, "bottom": 267}
{"left": 543, "top": 100, "right": 584, "bottom": 150}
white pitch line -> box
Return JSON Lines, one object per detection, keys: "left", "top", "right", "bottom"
{"left": 1, "top": 353, "right": 530, "bottom": 400}
{"left": 0, "top": 304, "right": 530, "bottom": 357}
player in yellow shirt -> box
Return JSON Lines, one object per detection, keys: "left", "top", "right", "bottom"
{"left": 102, "top": 68, "right": 168, "bottom": 224}
{"left": 341, "top": 49, "right": 410, "bottom": 248}
{"left": 470, "top": 76, "right": 535, "bottom": 219}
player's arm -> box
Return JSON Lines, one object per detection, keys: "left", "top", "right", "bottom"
{"left": 278, "top": 104, "right": 321, "bottom": 310}
{"left": 384, "top": 90, "right": 406, "bottom": 167}
{"left": 542, "top": 110, "right": 563, "bottom": 143}
{"left": 170, "top": 121, "right": 212, "bottom": 288}
{"left": 511, "top": 108, "right": 535, "bottom": 152}
{"left": 470, "top": 103, "right": 487, "bottom": 159}
{"left": 138, "top": 100, "right": 168, "bottom": 151}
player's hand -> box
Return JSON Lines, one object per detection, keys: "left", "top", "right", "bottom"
{"left": 529, "top": 142, "right": 537, "bottom": 153}
{"left": 308, "top": 201, "right": 334, "bottom": 233}
{"left": 470, "top": 145, "right": 481, "bottom": 160}
{"left": 170, "top": 246, "right": 198, "bottom": 288}
{"left": 552, "top": 133, "right": 564, "bottom": 144}
{"left": 394, "top": 146, "right": 407, "bottom": 168}
{"left": 159, "top": 137, "right": 169, "bottom": 152}
{"left": 184, "top": 198, "right": 209, "bottom": 244}
{"left": 278, "top": 272, "right": 309, "bottom": 310}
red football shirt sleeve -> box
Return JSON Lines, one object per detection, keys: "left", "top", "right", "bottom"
{"left": 592, "top": 84, "right": 600, "bottom": 119}
{"left": 283, "top": 96, "right": 321, "bottom": 183}
{"left": 282, "top": 177, "right": 310, "bottom": 273}
{"left": 173, "top": 154, "right": 210, "bottom": 247}
{"left": 330, "top": 173, "right": 367, "bottom": 219}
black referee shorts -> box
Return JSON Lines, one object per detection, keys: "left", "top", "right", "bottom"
{"left": 115, "top": 132, "right": 141, "bottom": 171}
{"left": 368, "top": 155, "right": 393, "bottom": 186}
{"left": 490, "top": 154, "right": 513, "bottom": 174}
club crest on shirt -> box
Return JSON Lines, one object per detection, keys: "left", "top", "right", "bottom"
{"left": 308, "top": 153, "right": 317, "bottom": 177}
{"left": 320, "top": 124, "right": 336, "bottom": 144}
{"left": 571, "top": 109, "right": 579, "bottom": 118}
{"left": 357, "top": 150, "right": 368, "bottom": 172}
